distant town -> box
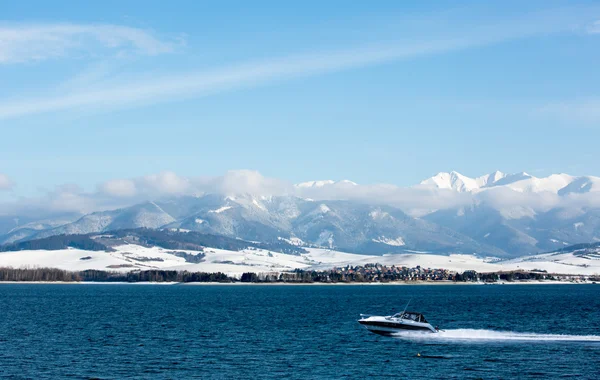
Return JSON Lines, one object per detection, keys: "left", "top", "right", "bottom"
{"left": 245, "top": 264, "right": 598, "bottom": 283}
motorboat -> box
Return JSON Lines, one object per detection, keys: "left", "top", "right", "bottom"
{"left": 358, "top": 311, "right": 438, "bottom": 335}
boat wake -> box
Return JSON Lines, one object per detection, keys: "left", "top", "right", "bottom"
{"left": 391, "top": 329, "right": 600, "bottom": 342}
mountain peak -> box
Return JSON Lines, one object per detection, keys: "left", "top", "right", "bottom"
{"left": 474, "top": 170, "right": 507, "bottom": 187}
{"left": 489, "top": 170, "right": 506, "bottom": 181}
{"left": 420, "top": 171, "right": 479, "bottom": 192}
{"left": 295, "top": 179, "right": 357, "bottom": 188}
{"left": 296, "top": 180, "right": 335, "bottom": 188}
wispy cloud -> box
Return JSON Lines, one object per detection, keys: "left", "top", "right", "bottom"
{"left": 586, "top": 20, "right": 600, "bottom": 34}
{"left": 99, "top": 178, "right": 137, "bottom": 198}
{"left": 0, "top": 22, "right": 181, "bottom": 64}
{"left": 0, "top": 174, "right": 14, "bottom": 190}
{"left": 99, "top": 170, "right": 288, "bottom": 199}
{"left": 0, "top": 38, "right": 477, "bottom": 120}
{"left": 537, "top": 98, "right": 600, "bottom": 126}
{"left": 0, "top": 7, "right": 598, "bottom": 120}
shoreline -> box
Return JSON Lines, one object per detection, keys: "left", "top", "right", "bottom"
{"left": 0, "top": 280, "right": 595, "bottom": 286}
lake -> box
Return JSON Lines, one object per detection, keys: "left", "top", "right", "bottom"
{"left": 0, "top": 284, "right": 599, "bottom": 379}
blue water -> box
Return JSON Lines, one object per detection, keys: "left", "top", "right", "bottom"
{"left": 0, "top": 284, "right": 599, "bottom": 379}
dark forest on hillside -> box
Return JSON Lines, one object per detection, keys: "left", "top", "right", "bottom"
{"left": 0, "top": 228, "right": 306, "bottom": 255}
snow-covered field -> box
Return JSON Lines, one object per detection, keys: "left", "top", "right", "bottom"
{"left": 1, "top": 244, "right": 599, "bottom": 276}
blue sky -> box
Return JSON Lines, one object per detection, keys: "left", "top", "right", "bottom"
{"left": 1, "top": 0, "right": 600, "bottom": 201}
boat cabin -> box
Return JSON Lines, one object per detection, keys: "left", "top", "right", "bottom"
{"left": 393, "top": 312, "right": 428, "bottom": 323}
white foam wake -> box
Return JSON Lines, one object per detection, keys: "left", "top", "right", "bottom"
{"left": 392, "top": 329, "right": 600, "bottom": 342}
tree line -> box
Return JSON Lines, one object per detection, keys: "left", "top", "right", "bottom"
{"left": 0, "top": 267, "right": 594, "bottom": 283}
{"left": 0, "top": 268, "right": 231, "bottom": 282}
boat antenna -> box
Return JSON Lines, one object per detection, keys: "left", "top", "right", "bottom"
{"left": 399, "top": 298, "right": 411, "bottom": 320}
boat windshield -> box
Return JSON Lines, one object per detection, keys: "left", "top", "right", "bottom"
{"left": 394, "top": 312, "right": 428, "bottom": 323}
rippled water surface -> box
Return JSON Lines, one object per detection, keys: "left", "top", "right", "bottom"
{"left": 1, "top": 284, "right": 599, "bottom": 379}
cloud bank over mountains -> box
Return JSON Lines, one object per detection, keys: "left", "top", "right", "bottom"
{"left": 2, "top": 169, "right": 599, "bottom": 257}
{"left": 3, "top": 169, "right": 600, "bottom": 218}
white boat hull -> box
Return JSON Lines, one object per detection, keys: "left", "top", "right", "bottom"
{"left": 358, "top": 315, "right": 437, "bottom": 335}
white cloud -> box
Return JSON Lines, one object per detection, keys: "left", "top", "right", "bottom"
{"left": 537, "top": 98, "right": 600, "bottom": 125}
{"left": 0, "top": 183, "right": 132, "bottom": 216}
{"left": 44, "top": 184, "right": 91, "bottom": 213}
{"left": 0, "top": 174, "right": 14, "bottom": 190}
{"left": 295, "top": 181, "right": 472, "bottom": 213}
{"left": 0, "top": 39, "right": 476, "bottom": 120}
{"left": 8, "top": 184, "right": 97, "bottom": 215}
{"left": 138, "top": 171, "right": 191, "bottom": 195}
{"left": 98, "top": 172, "right": 190, "bottom": 199}
{"left": 204, "top": 170, "right": 292, "bottom": 196}
{"left": 98, "top": 170, "right": 291, "bottom": 200}
{"left": 586, "top": 20, "right": 600, "bottom": 34}
{"left": 0, "top": 22, "right": 181, "bottom": 64}
{"left": 475, "top": 187, "right": 561, "bottom": 213}
{"left": 99, "top": 179, "right": 137, "bottom": 197}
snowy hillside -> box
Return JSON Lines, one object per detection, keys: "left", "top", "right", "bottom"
{"left": 1, "top": 243, "right": 598, "bottom": 276}
{"left": 32, "top": 202, "right": 175, "bottom": 240}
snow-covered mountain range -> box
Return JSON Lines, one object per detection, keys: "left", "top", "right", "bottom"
{"left": 1, "top": 194, "right": 504, "bottom": 256}
{"left": 1, "top": 171, "right": 599, "bottom": 258}
{"left": 419, "top": 171, "right": 600, "bottom": 194}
